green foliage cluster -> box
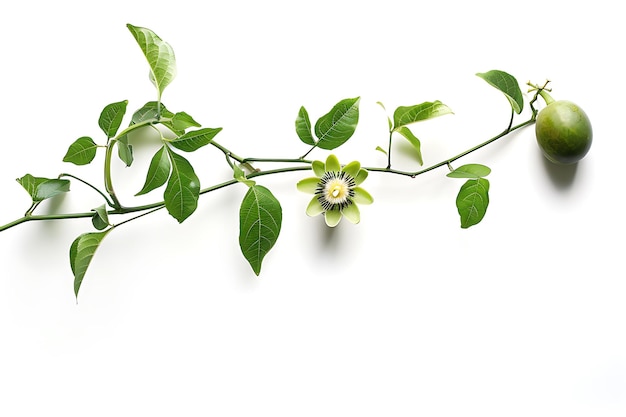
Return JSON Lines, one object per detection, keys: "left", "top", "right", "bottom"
{"left": 1, "top": 24, "right": 549, "bottom": 299}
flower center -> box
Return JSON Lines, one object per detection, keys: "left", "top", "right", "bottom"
{"left": 315, "top": 171, "right": 356, "bottom": 211}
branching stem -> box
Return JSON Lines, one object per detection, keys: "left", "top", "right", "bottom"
{"left": 103, "top": 119, "right": 160, "bottom": 209}
{"left": 0, "top": 113, "right": 537, "bottom": 233}
{"left": 1, "top": 82, "right": 550, "bottom": 234}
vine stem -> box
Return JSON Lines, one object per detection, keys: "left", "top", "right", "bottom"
{"left": 59, "top": 173, "right": 114, "bottom": 207}
{"left": 104, "top": 139, "right": 121, "bottom": 208}
{"left": 103, "top": 119, "right": 161, "bottom": 209}
{"left": 386, "top": 131, "right": 393, "bottom": 169}
{"left": 0, "top": 212, "right": 95, "bottom": 232}
{"left": 0, "top": 115, "right": 537, "bottom": 233}
{"left": 0, "top": 167, "right": 313, "bottom": 233}
{"left": 243, "top": 157, "right": 312, "bottom": 164}
{"left": 367, "top": 117, "right": 535, "bottom": 177}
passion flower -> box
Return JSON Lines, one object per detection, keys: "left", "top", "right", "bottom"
{"left": 297, "top": 154, "right": 373, "bottom": 227}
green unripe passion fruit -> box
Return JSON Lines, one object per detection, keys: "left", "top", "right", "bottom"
{"left": 535, "top": 100, "right": 592, "bottom": 164}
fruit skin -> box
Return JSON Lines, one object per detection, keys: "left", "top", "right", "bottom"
{"left": 535, "top": 100, "right": 592, "bottom": 164}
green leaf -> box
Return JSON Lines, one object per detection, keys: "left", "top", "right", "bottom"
{"left": 239, "top": 185, "right": 282, "bottom": 275}
{"left": 116, "top": 135, "right": 134, "bottom": 167}
{"left": 170, "top": 111, "right": 201, "bottom": 132}
{"left": 36, "top": 180, "right": 70, "bottom": 201}
{"left": 234, "top": 164, "right": 256, "bottom": 187}
{"left": 447, "top": 164, "right": 491, "bottom": 179}
{"left": 456, "top": 178, "right": 490, "bottom": 229}
{"left": 393, "top": 100, "right": 453, "bottom": 129}
{"left": 169, "top": 127, "right": 222, "bottom": 152}
{"left": 136, "top": 145, "right": 171, "bottom": 196}
{"left": 17, "top": 174, "right": 47, "bottom": 200}
{"left": 98, "top": 100, "right": 128, "bottom": 138}
{"left": 63, "top": 137, "right": 98, "bottom": 165}
{"left": 70, "top": 229, "right": 112, "bottom": 299}
{"left": 476, "top": 70, "right": 523, "bottom": 114}
{"left": 295, "top": 106, "right": 315, "bottom": 146}
{"left": 91, "top": 204, "right": 109, "bottom": 231}
{"left": 314, "top": 97, "right": 360, "bottom": 150}
{"left": 130, "top": 102, "right": 191, "bottom": 135}
{"left": 131, "top": 101, "right": 173, "bottom": 124}
{"left": 127, "top": 24, "right": 177, "bottom": 100}
{"left": 164, "top": 149, "right": 200, "bottom": 223}
{"left": 395, "top": 126, "right": 423, "bottom": 165}
{"left": 17, "top": 174, "right": 70, "bottom": 202}
{"left": 120, "top": 102, "right": 179, "bottom": 167}
{"left": 375, "top": 146, "right": 388, "bottom": 155}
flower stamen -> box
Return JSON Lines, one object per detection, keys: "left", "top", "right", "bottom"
{"left": 315, "top": 171, "right": 356, "bottom": 211}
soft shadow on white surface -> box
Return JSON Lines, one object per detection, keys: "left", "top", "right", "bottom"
{"left": 1, "top": 1, "right": 625, "bottom": 416}
{"left": 539, "top": 148, "right": 580, "bottom": 190}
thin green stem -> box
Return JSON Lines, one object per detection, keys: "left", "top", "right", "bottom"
{"left": 528, "top": 89, "right": 543, "bottom": 121}
{"left": 243, "top": 157, "right": 312, "bottom": 164}
{"left": 24, "top": 202, "right": 40, "bottom": 217}
{"left": 119, "top": 165, "right": 314, "bottom": 214}
{"left": 365, "top": 117, "right": 536, "bottom": 178}
{"left": 506, "top": 109, "right": 514, "bottom": 132}
{"left": 300, "top": 144, "right": 318, "bottom": 160}
{"left": 210, "top": 140, "right": 245, "bottom": 163}
{"left": 115, "top": 118, "right": 157, "bottom": 140}
{"left": 103, "top": 119, "right": 161, "bottom": 209}
{"left": 0, "top": 212, "right": 95, "bottom": 233}
{"left": 212, "top": 139, "right": 312, "bottom": 172}
{"left": 386, "top": 130, "right": 393, "bottom": 169}
{"left": 443, "top": 118, "right": 534, "bottom": 168}
{"left": 224, "top": 153, "right": 235, "bottom": 170}
{"left": 248, "top": 165, "right": 312, "bottom": 179}
{"left": 59, "top": 173, "right": 114, "bottom": 207}
{"left": 104, "top": 139, "right": 122, "bottom": 209}
{"left": 114, "top": 206, "right": 164, "bottom": 228}
{"left": 363, "top": 166, "right": 415, "bottom": 177}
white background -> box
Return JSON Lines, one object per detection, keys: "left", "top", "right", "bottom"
{"left": 1, "top": 1, "right": 624, "bottom": 416}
